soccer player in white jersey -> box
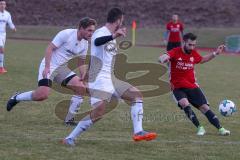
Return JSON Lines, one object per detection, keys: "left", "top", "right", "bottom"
{"left": 0, "top": 0, "right": 16, "bottom": 74}
{"left": 63, "top": 8, "right": 157, "bottom": 146}
{"left": 7, "top": 17, "right": 96, "bottom": 125}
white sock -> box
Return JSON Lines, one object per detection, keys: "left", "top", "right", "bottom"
{"left": 131, "top": 100, "right": 144, "bottom": 134}
{"left": 0, "top": 53, "right": 4, "bottom": 67}
{"left": 66, "top": 115, "right": 93, "bottom": 140}
{"left": 65, "top": 95, "right": 83, "bottom": 122}
{"left": 16, "top": 91, "right": 33, "bottom": 101}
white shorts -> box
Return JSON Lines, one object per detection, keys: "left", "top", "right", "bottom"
{"left": 0, "top": 34, "right": 6, "bottom": 48}
{"left": 88, "top": 73, "right": 132, "bottom": 106}
{"left": 38, "top": 59, "right": 76, "bottom": 85}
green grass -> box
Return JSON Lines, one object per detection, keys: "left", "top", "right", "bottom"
{"left": 7, "top": 25, "right": 65, "bottom": 40}
{"left": 0, "top": 27, "right": 240, "bottom": 160}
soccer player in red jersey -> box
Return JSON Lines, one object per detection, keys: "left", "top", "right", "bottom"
{"left": 164, "top": 14, "right": 184, "bottom": 51}
{"left": 159, "top": 33, "right": 230, "bottom": 136}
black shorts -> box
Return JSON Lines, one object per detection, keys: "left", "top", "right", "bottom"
{"left": 172, "top": 87, "right": 209, "bottom": 108}
{"left": 167, "top": 42, "right": 181, "bottom": 51}
{"left": 38, "top": 74, "right": 76, "bottom": 87}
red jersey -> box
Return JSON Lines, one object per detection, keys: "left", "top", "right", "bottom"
{"left": 166, "top": 21, "right": 184, "bottom": 42}
{"left": 167, "top": 47, "right": 203, "bottom": 89}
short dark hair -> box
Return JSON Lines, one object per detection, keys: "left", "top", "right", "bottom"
{"left": 107, "top": 8, "right": 124, "bottom": 23}
{"left": 78, "top": 17, "right": 97, "bottom": 29}
{"left": 183, "top": 33, "right": 197, "bottom": 41}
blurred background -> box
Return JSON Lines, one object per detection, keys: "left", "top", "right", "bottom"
{"left": 7, "top": 0, "right": 240, "bottom": 27}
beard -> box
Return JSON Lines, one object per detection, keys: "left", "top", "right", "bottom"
{"left": 184, "top": 46, "right": 192, "bottom": 54}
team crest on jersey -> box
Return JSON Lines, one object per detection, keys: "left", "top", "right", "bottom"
{"left": 190, "top": 57, "right": 194, "bottom": 62}
{"left": 178, "top": 57, "right": 182, "bottom": 61}
{"left": 177, "top": 24, "right": 180, "bottom": 28}
{"left": 104, "top": 42, "right": 117, "bottom": 55}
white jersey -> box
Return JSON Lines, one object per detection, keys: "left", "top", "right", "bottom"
{"left": 0, "top": 10, "right": 15, "bottom": 34}
{"left": 42, "top": 29, "right": 88, "bottom": 66}
{"left": 90, "top": 26, "right": 117, "bottom": 75}
{"left": 89, "top": 26, "right": 132, "bottom": 106}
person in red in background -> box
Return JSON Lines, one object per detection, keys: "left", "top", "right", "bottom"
{"left": 159, "top": 33, "right": 230, "bottom": 136}
{"left": 163, "top": 14, "right": 184, "bottom": 51}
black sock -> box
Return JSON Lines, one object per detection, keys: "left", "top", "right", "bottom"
{"left": 183, "top": 106, "right": 200, "bottom": 128}
{"left": 205, "top": 110, "right": 221, "bottom": 129}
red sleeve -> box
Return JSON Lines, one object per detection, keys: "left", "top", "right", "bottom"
{"left": 167, "top": 49, "right": 176, "bottom": 59}
{"left": 194, "top": 51, "right": 203, "bottom": 64}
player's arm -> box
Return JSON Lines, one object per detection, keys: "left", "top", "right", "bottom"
{"left": 200, "top": 45, "right": 225, "bottom": 64}
{"left": 7, "top": 14, "right": 16, "bottom": 32}
{"left": 42, "top": 43, "right": 58, "bottom": 78}
{"left": 42, "top": 30, "right": 66, "bottom": 78}
{"left": 95, "top": 35, "right": 114, "bottom": 46}
{"left": 164, "top": 23, "right": 170, "bottom": 43}
{"left": 94, "top": 27, "right": 126, "bottom": 46}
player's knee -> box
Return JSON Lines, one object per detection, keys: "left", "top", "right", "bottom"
{"left": 136, "top": 91, "right": 143, "bottom": 100}
{"left": 131, "top": 87, "right": 143, "bottom": 100}
{"left": 178, "top": 100, "right": 190, "bottom": 108}
{"left": 69, "top": 82, "right": 86, "bottom": 95}
{"left": 92, "top": 105, "right": 105, "bottom": 120}
{"left": 93, "top": 102, "right": 106, "bottom": 114}
{"left": 96, "top": 105, "right": 105, "bottom": 115}
{"left": 33, "top": 91, "right": 49, "bottom": 101}
{"left": 73, "top": 87, "right": 86, "bottom": 95}
{"left": 36, "top": 94, "right": 49, "bottom": 101}
{"left": 199, "top": 104, "right": 209, "bottom": 113}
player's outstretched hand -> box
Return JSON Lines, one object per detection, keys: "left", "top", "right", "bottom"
{"left": 158, "top": 53, "right": 170, "bottom": 63}
{"left": 216, "top": 44, "right": 225, "bottom": 55}
{"left": 42, "top": 67, "right": 50, "bottom": 79}
{"left": 113, "top": 27, "right": 127, "bottom": 39}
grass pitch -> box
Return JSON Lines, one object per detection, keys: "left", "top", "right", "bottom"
{"left": 0, "top": 26, "right": 240, "bottom": 160}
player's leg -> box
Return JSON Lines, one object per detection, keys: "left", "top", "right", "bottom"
{"left": 6, "top": 60, "right": 53, "bottom": 111}
{"left": 63, "top": 77, "right": 113, "bottom": 146}
{"left": 166, "top": 42, "right": 172, "bottom": 51}
{"left": 173, "top": 89, "right": 203, "bottom": 135}
{"left": 188, "top": 88, "right": 230, "bottom": 135}
{"left": 63, "top": 100, "right": 108, "bottom": 146}
{"left": 6, "top": 79, "right": 52, "bottom": 111}
{"left": 120, "top": 85, "right": 157, "bottom": 141}
{"left": 64, "top": 75, "right": 86, "bottom": 125}
{"left": 32, "top": 86, "right": 51, "bottom": 101}
{"left": 0, "top": 35, "right": 6, "bottom": 73}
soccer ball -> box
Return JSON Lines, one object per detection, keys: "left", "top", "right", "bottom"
{"left": 219, "top": 100, "right": 237, "bottom": 117}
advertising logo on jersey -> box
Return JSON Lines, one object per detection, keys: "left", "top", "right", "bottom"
{"left": 104, "top": 42, "right": 117, "bottom": 55}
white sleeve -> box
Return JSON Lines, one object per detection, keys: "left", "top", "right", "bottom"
{"left": 92, "top": 30, "right": 106, "bottom": 41}
{"left": 51, "top": 30, "right": 68, "bottom": 48}
{"left": 7, "top": 13, "right": 15, "bottom": 29}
